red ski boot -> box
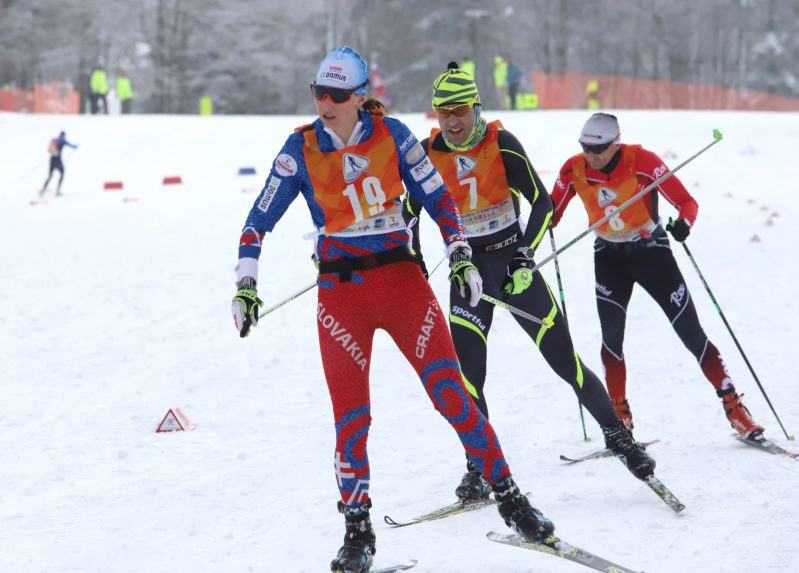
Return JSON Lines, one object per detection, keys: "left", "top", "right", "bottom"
{"left": 719, "top": 387, "right": 764, "bottom": 439}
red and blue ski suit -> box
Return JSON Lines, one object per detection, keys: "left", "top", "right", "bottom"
{"left": 237, "top": 110, "right": 511, "bottom": 507}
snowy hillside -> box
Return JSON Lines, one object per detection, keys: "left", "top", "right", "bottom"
{"left": 1, "top": 109, "right": 797, "bottom": 573}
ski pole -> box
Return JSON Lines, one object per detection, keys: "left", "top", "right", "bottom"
{"left": 428, "top": 254, "right": 447, "bottom": 278}
{"left": 678, "top": 239, "right": 794, "bottom": 441}
{"left": 526, "top": 129, "right": 724, "bottom": 277}
{"left": 264, "top": 250, "right": 442, "bottom": 317}
{"left": 549, "top": 228, "right": 590, "bottom": 442}
{"left": 261, "top": 281, "right": 317, "bottom": 316}
{"left": 480, "top": 293, "right": 544, "bottom": 325}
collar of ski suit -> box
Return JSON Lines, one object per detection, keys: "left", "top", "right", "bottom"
{"left": 314, "top": 110, "right": 373, "bottom": 151}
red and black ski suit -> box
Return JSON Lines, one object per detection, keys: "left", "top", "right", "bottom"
{"left": 551, "top": 144, "right": 733, "bottom": 403}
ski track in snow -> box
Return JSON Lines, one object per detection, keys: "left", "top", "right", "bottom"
{"left": 2, "top": 110, "right": 797, "bottom": 572}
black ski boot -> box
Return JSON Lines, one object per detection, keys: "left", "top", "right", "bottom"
{"left": 603, "top": 422, "right": 656, "bottom": 480}
{"left": 493, "top": 477, "right": 554, "bottom": 542}
{"left": 455, "top": 461, "right": 492, "bottom": 503}
{"left": 330, "top": 501, "right": 376, "bottom": 573}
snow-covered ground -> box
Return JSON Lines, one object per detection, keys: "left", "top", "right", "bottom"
{"left": 1, "top": 109, "right": 797, "bottom": 573}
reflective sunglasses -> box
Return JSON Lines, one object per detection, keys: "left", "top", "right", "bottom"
{"left": 580, "top": 140, "right": 614, "bottom": 155}
{"left": 434, "top": 104, "right": 472, "bottom": 119}
{"left": 310, "top": 79, "right": 369, "bottom": 103}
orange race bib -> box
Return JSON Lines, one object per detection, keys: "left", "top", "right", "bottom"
{"left": 428, "top": 121, "right": 509, "bottom": 215}
{"left": 572, "top": 145, "right": 655, "bottom": 241}
{"left": 303, "top": 117, "right": 405, "bottom": 235}
{"left": 428, "top": 121, "right": 515, "bottom": 237}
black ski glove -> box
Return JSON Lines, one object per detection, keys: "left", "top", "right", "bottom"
{"left": 666, "top": 218, "right": 691, "bottom": 242}
{"left": 502, "top": 247, "right": 535, "bottom": 296}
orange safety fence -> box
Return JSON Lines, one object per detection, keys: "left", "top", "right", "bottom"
{"left": 531, "top": 71, "right": 799, "bottom": 111}
{"left": 0, "top": 82, "right": 80, "bottom": 113}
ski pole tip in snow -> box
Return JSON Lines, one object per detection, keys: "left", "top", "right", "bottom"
{"left": 712, "top": 128, "right": 723, "bottom": 141}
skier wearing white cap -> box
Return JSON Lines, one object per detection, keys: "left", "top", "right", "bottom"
{"left": 551, "top": 112, "right": 765, "bottom": 439}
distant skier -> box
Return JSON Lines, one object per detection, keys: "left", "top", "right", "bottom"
{"left": 550, "top": 112, "right": 764, "bottom": 439}
{"left": 39, "top": 131, "right": 77, "bottom": 197}
{"left": 404, "top": 63, "right": 655, "bottom": 504}
{"left": 231, "top": 46, "right": 555, "bottom": 573}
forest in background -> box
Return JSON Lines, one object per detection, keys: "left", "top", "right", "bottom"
{"left": 1, "top": 0, "right": 797, "bottom": 114}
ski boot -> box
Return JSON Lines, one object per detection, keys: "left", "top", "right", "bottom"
{"left": 603, "top": 422, "right": 656, "bottom": 480}
{"left": 719, "top": 387, "right": 764, "bottom": 439}
{"left": 330, "top": 501, "right": 376, "bottom": 573}
{"left": 493, "top": 477, "right": 554, "bottom": 542}
{"left": 455, "top": 462, "right": 492, "bottom": 503}
{"left": 611, "top": 397, "right": 634, "bottom": 430}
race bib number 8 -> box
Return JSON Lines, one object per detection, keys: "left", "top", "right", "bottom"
{"left": 604, "top": 205, "right": 625, "bottom": 231}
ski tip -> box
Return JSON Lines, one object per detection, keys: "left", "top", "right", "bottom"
{"left": 712, "top": 128, "right": 723, "bottom": 141}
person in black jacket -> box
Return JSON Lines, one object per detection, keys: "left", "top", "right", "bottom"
{"left": 405, "top": 63, "right": 656, "bottom": 500}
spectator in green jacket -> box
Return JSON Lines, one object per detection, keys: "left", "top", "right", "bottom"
{"left": 494, "top": 55, "right": 508, "bottom": 109}
{"left": 116, "top": 71, "right": 134, "bottom": 114}
{"left": 89, "top": 65, "right": 109, "bottom": 114}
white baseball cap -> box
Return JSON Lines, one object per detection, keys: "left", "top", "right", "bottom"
{"left": 314, "top": 46, "right": 369, "bottom": 95}
{"left": 579, "top": 113, "right": 620, "bottom": 145}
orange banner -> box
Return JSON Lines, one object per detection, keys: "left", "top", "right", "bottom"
{"left": 0, "top": 82, "right": 79, "bottom": 113}
{"left": 531, "top": 72, "right": 799, "bottom": 111}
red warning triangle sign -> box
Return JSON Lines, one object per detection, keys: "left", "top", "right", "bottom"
{"left": 155, "top": 408, "right": 193, "bottom": 432}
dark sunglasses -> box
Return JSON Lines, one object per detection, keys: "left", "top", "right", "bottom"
{"left": 310, "top": 79, "right": 369, "bottom": 103}
{"left": 434, "top": 104, "right": 472, "bottom": 119}
{"left": 580, "top": 140, "right": 614, "bottom": 154}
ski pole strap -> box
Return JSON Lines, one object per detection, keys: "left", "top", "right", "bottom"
{"left": 318, "top": 246, "right": 418, "bottom": 282}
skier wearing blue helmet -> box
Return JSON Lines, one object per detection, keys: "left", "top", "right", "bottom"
{"left": 231, "top": 46, "right": 555, "bottom": 573}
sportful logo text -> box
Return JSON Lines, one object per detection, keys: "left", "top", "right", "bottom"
{"left": 451, "top": 304, "right": 487, "bottom": 331}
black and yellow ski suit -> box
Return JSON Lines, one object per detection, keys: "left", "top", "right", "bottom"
{"left": 404, "top": 122, "right": 619, "bottom": 428}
